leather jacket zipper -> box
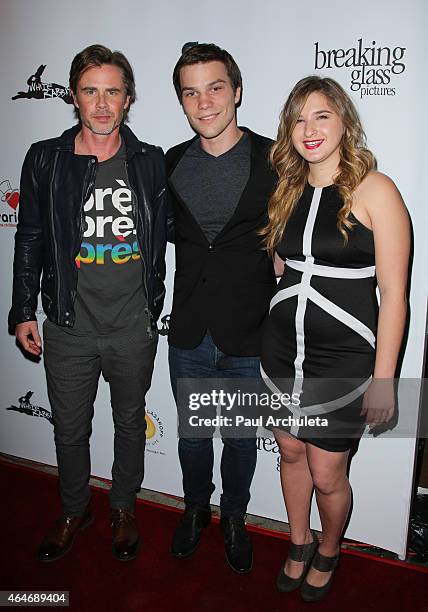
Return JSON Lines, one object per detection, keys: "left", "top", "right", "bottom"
{"left": 78, "top": 158, "right": 97, "bottom": 256}
{"left": 49, "top": 150, "right": 61, "bottom": 321}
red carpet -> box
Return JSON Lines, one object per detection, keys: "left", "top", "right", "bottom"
{"left": 0, "top": 460, "right": 427, "bottom": 611}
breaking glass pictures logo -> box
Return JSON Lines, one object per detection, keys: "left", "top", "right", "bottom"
{"left": 0, "top": 179, "right": 19, "bottom": 227}
{"left": 12, "top": 64, "right": 73, "bottom": 104}
{"left": 4, "top": 391, "right": 53, "bottom": 425}
{"left": 145, "top": 410, "right": 165, "bottom": 455}
{"left": 314, "top": 39, "right": 406, "bottom": 98}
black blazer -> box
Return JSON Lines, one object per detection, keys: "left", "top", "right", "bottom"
{"left": 166, "top": 128, "right": 277, "bottom": 356}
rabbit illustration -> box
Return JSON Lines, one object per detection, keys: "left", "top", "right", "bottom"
{"left": 12, "top": 64, "right": 73, "bottom": 104}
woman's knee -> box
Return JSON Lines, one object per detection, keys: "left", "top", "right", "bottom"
{"left": 276, "top": 433, "right": 307, "bottom": 464}
{"left": 311, "top": 467, "right": 348, "bottom": 496}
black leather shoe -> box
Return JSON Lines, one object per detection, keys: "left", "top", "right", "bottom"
{"left": 220, "top": 514, "right": 253, "bottom": 574}
{"left": 171, "top": 505, "right": 211, "bottom": 558}
{"left": 38, "top": 508, "right": 93, "bottom": 562}
{"left": 276, "top": 530, "right": 319, "bottom": 592}
{"left": 111, "top": 508, "right": 140, "bottom": 561}
{"left": 300, "top": 549, "right": 340, "bottom": 602}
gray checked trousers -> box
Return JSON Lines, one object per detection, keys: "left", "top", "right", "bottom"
{"left": 43, "top": 319, "right": 157, "bottom": 515}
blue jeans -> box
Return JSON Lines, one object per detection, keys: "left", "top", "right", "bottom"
{"left": 169, "top": 334, "right": 259, "bottom": 516}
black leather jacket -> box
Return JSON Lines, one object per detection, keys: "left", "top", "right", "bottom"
{"left": 9, "top": 124, "right": 167, "bottom": 331}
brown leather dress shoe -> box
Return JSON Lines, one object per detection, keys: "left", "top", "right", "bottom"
{"left": 111, "top": 508, "right": 140, "bottom": 561}
{"left": 37, "top": 508, "right": 93, "bottom": 562}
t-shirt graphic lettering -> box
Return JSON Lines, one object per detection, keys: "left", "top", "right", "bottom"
{"left": 70, "top": 141, "right": 148, "bottom": 336}
{"left": 76, "top": 178, "right": 139, "bottom": 267}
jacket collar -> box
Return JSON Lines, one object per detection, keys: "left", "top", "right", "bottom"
{"left": 57, "top": 123, "right": 145, "bottom": 158}
{"left": 167, "top": 127, "right": 267, "bottom": 176}
{"left": 167, "top": 126, "right": 274, "bottom": 245}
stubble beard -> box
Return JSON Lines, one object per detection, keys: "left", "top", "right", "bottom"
{"left": 81, "top": 115, "right": 122, "bottom": 136}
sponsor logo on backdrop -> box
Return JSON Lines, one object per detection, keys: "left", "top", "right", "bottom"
{"left": 0, "top": 179, "right": 19, "bottom": 227}
{"left": 12, "top": 64, "right": 73, "bottom": 104}
{"left": 257, "top": 437, "right": 280, "bottom": 472}
{"left": 314, "top": 38, "right": 406, "bottom": 98}
{"left": 158, "top": 314, "right": 170, "bottom": 336}
{"left": 3, "top": 391, "right": 53, "bottom": 425}
{"left": 145, "top": 410, "right": 166, "bottom": 455}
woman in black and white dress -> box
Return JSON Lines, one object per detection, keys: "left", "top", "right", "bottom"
{"left": 260, "top": 76, "right": 410, "bottom": 601}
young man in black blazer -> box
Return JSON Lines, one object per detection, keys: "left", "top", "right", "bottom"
{"left": 167, "top": 43, "right": 276, "bottom": 573}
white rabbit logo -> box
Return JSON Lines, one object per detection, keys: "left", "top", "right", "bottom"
{"left": 4, "top": 390, "right": 54, "bottom": 425}
{"left": 12, "top": 64, "right": 73, "bottom": 104}
{"left": 158, "top": 314, "right": 170, "bottom": 336}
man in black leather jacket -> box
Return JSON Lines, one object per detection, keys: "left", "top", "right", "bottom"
{"left": 9, "top": 45, "right": 167, "bottom": 563}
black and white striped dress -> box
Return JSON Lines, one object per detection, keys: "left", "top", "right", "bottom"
{"left": 260, "top": 183, "right": 377, "bottom": 451}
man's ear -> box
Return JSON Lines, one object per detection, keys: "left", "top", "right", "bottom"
{"left": 71, "top": 91, "right": 79, "bottom": 110}
{"left": 234, "top": 86, "right": 242, "bottom": 106}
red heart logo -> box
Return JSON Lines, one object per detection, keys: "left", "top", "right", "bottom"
{"left": 5, "top": 191, "right": 19, "bottom": 210}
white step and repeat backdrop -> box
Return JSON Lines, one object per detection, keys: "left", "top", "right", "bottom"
{"left": 1, "top": 0, "right": 427, "bottom": 558}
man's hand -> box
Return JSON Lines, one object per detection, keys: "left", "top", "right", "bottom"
{"left": 15, "top": 321, "right": 42, "bottom": 356}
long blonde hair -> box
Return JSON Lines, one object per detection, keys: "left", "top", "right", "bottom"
{"left": 262, "top": 76, "right": 376, "bottom": 255}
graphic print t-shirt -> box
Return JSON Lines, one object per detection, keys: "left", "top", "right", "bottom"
{"left": 71, "top": 141, "right": 148, "bottom": 336}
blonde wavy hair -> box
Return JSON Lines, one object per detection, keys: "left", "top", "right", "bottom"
{"left": 262, "top": 76, "right": 376, "bottom": 255}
